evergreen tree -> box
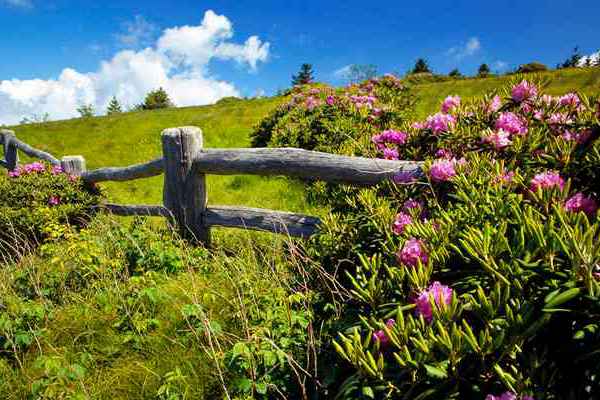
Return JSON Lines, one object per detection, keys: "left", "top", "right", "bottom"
{"left": 559, "top": 46, "right": 582, "bottom": 69}
{"left": 291, "top": 64, "right": 314, "bottom": 86}
{"left": 477, "top": 63, "right": 491, "bottom": 77}
{"left": 77, "top": 104, "right": 94, "bottom": 118}
{"left": 106, "top": 96, "right": 123, "bottom": 115}
{"left": 141, "top": 87, "right": 174, "bottom": 110}
{"left": 411, "top": 58, "right": 431, "bottom": 74}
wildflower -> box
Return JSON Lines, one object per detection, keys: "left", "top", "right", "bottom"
{"left": 48, "top": 196, "right": 61, "bottom": 206}
{"left": 495, "top": 112, "right": 528, "bottom": 135}
{"left": 305, "top": 96, "right": 320, "bottom": 111}
{"left": 429, "top": 159, "right": 457, "bottom": 182}
{"left": 308, "top": 88, "right": 321, "bottom": 95}
{"left": 565, "top": 193, "right": 598, "bottom": 217}
{"left": 372, "top": 129, "right": 408, "bottom": 146}
{"left": 561, "top": 129, "right": 592, "bottom": 144}
{"left": 495, "top": 169, "right": 515, "bottom": 184}
{"left": 485, "top": 392, "right": 533, "bottom": 400}
{"left": 326, "top": 95, "right": 335, "bottom": 106}
{"left": 383, "top": 148, "right": 399, "bottom": 160}
{"left": 441, "top": 95, "right": 461, "bottom": 114}
{"left": 548, "top": 112, "right": 573, "bottom": 127}
{"left": 559, "top": 92, "right": 580, "bottom": 108}
{"left": 8, "top": 169, "right": 21, "bottom": 178}
{"left": 540, "top": 94, "right": 556, "bottom": 105}
{"left": 397, "top": 238, "right": 428, "bottom": 267}
{"left": 520, "top": 102, "right": 533, "bottom": 114}
{"left": 393, "top": 212, "right": 412, "bottom": 234}
{"left": 487, "top": 95, "right": 502, "bottom": 113}
{"left": 23, "top": 162, "right": 46, "bottom": 174}
{"left": 511, "top": 80, "right": 538, "bottom": 103}
{"left": 51, "top": 165, "right": 64, "bottom": 175}
{"left": 425, "top": 113, "right": 456, "bottom": 134}
{"left": 530, "top": 171, "right": 564, "bottom": 192}
{"left": 393, "top": 171, "right": 417, "bottom": 184}
{"left": 435, "top": 148, "right": 452, "bottom": 159}
{"left": 412, "top": 121, "right": 426, "bottom": 130}
{"left": 483, "top": 129, "right": 512, "bottom": 150}
{"left": 403, "top": 198, "right": 424, "bottom": 211}
{"left": 414, "top": 281, "right": 453, "bottom": 322}
{"left": 372, "top": 319, "right": 395, "bottom": 345}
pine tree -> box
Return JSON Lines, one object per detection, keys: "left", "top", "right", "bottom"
{"left": 77, "top": 104, "right": 94, "bottom": 118}
{"left": 141, "top": 87, "right": 174, "bottom": 110}
{"left": 477, "top": 63, "right": 491, "bottom": 77}
{"left": 106, "top": 96, "right": 123, "bottom": 115}
{"left": 291, "top": 64, "right": 314, "bottom": 86}
{"left": 411, "top": 58, "right": 431, "bottom": 74}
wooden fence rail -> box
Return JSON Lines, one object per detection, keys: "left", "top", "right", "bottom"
{"left": 0, "top": 127, "right": 423, "bottom": 244}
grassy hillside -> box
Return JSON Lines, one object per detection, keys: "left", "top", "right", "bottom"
{"left": 8, "top": 97, "right": 316, "bottom": 216}
{"left": 411, "top": 67, "right": 600, "bottom": 118}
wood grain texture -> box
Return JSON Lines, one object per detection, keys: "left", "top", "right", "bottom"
{"left": 205, "top": 205, "right": 320, "bottom": 237}
{"left": 162, "top": 127, "right": 209, "bottom": 244}
{"left": 82, "top": 158, "right": 163, "bottom": 183}
{"left": 61, "top": 156, "right": 87, "bottom": 175}
{"left": 96, "top": 203, "right": 172, "bottom": 217}
{"left": 193, "top": 148, "right": 423, "bottom": 185}
{"left": 1, "top": 130, "right": 18, "bottom": 170}
{"left": 12, "top": 138, "right": 60, "bottom": 165}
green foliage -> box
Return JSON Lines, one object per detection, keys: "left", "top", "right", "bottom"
{"left": 516, "top": 62, "right": 548, "bottom": 74}
{"left": 559, "top": 46, "right": 583, "bottom": 69}
{"left": 291, "top": 63, "right": 314, "bottom": 86}
{"left": 139, "top": 87, "right": 174, "bottom": 110}
{"left": 412, "top": 58, "right": 432, "bottom": 74}
{"left": 478, "top": 63, "right": 491, "bottom": 77}
{"left": 76, "top": 104, "right": 94, "bottom": 118}
{"left": 106, "top": 96, "right": 123, "bottom": 115}
{"left": 448, "top": 68, "right": 463, "bottom": 78}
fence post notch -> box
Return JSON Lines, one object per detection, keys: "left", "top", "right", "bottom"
{"left": 161, "top": 126, "right": 209, "bottom": 245}
{"left": 61, "top": 156, "right": 87, "bottom": 176}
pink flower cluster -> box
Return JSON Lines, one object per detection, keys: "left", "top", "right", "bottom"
{"left": 530, "top": 171, "right": 564, "bottom": 192}
{"left": 372, "top": 130, "right": 408, "bottom": 148}
{"left": 486, "top": 392, "right": 534, "bottom": 400}
{"left": 495, "top": 112, "right": 528, "bottom": 136}
{"left": 487, "top": 95, "right": 502, "bottom": 114}
{"left": 511, "top": 80, "right": 538, "bottom": 103}
{"left": 561, "top": 129, "right": 591, "bottom": 144}
{"left": 7, "top": 161, "right": 47, "bottom": 178}
{"left": 349, "top": 94, "right": 377, "bottom": 109}
{"left": 48, "top": 196, "right": 61, "bottom": 206}
{"left": 414, "top": 281, "right": 453, "bottom": 322}
{"left": 483, "top": 129, "right": 512, "bottom": 150}
{"left": 392, "top": 212, "right": 412, "bottom": 234}
{"left": 429, "top": 158, "right": 459, "bottom": 183}
{"left": 397, "top": 238, "right": 428, "bottom": 267}
{"left": 305, "top": 96, "right": 322, "bottom": 111}
{"left": 372, "top": 318, "right": 395, "bottom": 345}
{"left": 424, "top": 112, "right": 456, "bottom": 134}
{"left": 559, "top": 92, "right": 580, "bottom": 108}
{"left": 564, "top": 192, "right": 598, "bottom": 216}
{"left": 441, "top": 95, "right": 461, "bottom": 114}
{"left": 383, "top": 148, "right": 399, "bottom": 160}
{"left": 326, "top": 95, "right": 335, "bottom": 106}
{"left": 393, "top": 171, "right": 417, "bottom": 184}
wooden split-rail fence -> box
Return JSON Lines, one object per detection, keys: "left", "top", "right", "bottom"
{"left": 0, "top": 127, "right": 423, "bottom": 244}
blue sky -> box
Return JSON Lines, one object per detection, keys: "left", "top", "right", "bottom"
{"left": 0, "top": 0, "right": 598, "bottom": 123}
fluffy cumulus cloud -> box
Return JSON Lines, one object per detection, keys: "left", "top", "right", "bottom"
{"left": 578, "top": 51, "right": 600, "bottom": 66}
{"left": 0, "top": 10, "right": 270, "bottom": 125}
{"left": 446, "top": 37, "right": 481, "bottom": 60}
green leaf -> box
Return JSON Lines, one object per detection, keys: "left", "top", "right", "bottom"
{"left": 424, "top": 364, "right": 448, "bottom": 379}
{"left": 362, "top": 386, "right": 375, "bottom": 398}
{"left": 544, "top": 288, "right": 581, "bottom": 309}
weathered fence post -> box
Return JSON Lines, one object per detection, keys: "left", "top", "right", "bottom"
{"left": 161, "top": 126, "right": 209, "bottom": 245}
{"left": 60, "top": 156, "right": 87, "bottom": 176}
{"left": 1, "top": 130, "right": 19, "bottom": 171}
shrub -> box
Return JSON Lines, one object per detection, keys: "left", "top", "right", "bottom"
{"left": 304, "top": 80, "right": 600, "bottom": 399}
{"left": 478, "top": 63, "right": 491, "bottom": 77}
{"left": 0, "top": 162, "right": 100, "bottom": 259}
{"left": 412, "top": 58, "right": 432, "bottom": 74}
{"left": 516, "top": 62, "right": 548, "bottom": 73}
{"left": 139, "top": 87, "right": 174, "bottom": 110}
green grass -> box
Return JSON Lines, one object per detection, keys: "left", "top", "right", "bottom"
{"left": 9, "top": 97, "right": 316, "bottom": 216}
{"left": 411, "top": 67, "right": 600, "bottom": 118}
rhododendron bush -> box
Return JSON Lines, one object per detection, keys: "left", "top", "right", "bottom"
{"left": 0, "top": 162, "right": 100, "bottom": 257}
{"left": 255, "top": 78, "right": 600, "bottom": 399}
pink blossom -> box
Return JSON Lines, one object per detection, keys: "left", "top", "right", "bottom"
{"left": 485, "top": 392, "right": 531, "bottom": 400}
{"left": 305, "top": 96, "right": 321, "bottom": 111}
{"left": 483, "top": 129, "right": 512, "bottom": 150}
{"left": 372, "top": 129, "right": 408, "bottom": 146}
{"left": 397, "top": 238, "right": 428, "bottom": 267}
{"left": 561, "top": 129, "right": 592, "bottom": 144}
{"left": 403, "top": 198, "right": 424, "bottom": 211}
{"left": 393, "top": 212, "right": 412, "bottom": 234}
{"left": 495, "top": 112, "right": 528, "bottom": 135}
{"left": 565, "top": 193, "right": 598, "bottom": 217}
{"left": 308, "top": 88, "right": 321, "bottom": 95}
{"left": 530, "top": 171, "right": 564, "bottom": 192}
{"left": 48, "top": 196, "right": 61, "bottom": 206}
{"left": 393, "top": 171, "right": 417, "bottom": 184}
{"left": 441, "top": 95, "right": 461, "bottom": 113}
{"left": 520, "top": 102, "right": 533, "bottom": 114}
{"left": 424, "top": 113, "right": 456, "bottom": 134}
{"left": 326, "top": 95, "right": 335, "bottom": 106}
{"left": 495, "top": 170, "right": 515, "bottom": 184}
{"left": 429, "top": 159, "right": 457, "bottom": 182}
{"left": 511, "top": 80, "right": 538, "bottom": 103}
{"left": 540, "top": 94, "right": 557, "bottom": 106}
{"left": 533, "top": 110, "right": 544, "bottom": 121}
{"left": 8, "top": 169, "right": 21, "bottom": 178}
{"left": 414, "top": 281, "right": 453, "bottom": 322}
{"left": 548, "top": 113, "right": 573, "bottom": 126}
{"left": 435, "top": 148, "right": 452, "bottom": 159}
{"left": 487, "top": 95, "right": 502, "bottom": 113}
{"left": 412, "top": 121, "right": 426, "bottom": 130}
{"left": 383, "top": 148, "right": 399, "bottom": 160}
{"left": 559, "top": 92, "right": 580, "bottom": 108}
{"left": 372, "top": 319, "right": 395, "bottom": 345}
{"left": 51, "top": 165, "right": 64, "bottom": 175}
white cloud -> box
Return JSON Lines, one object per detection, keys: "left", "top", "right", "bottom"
{"left": 0, "top": 10, "right": 270, "bottom": 125}
{"left": 2, "top": 0, "right": 32, "bottom": 8}
{"left": 578, "top": 51, "right": 600, "bottom": 66}
{"left": 333, "top": 65, "right": 353, "bottom": 79}
{"left": 115, "top": 15, "right": 157, "bottom": 48}
{"left": 446, "top": 37, "right": 481, "bottom": 60}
